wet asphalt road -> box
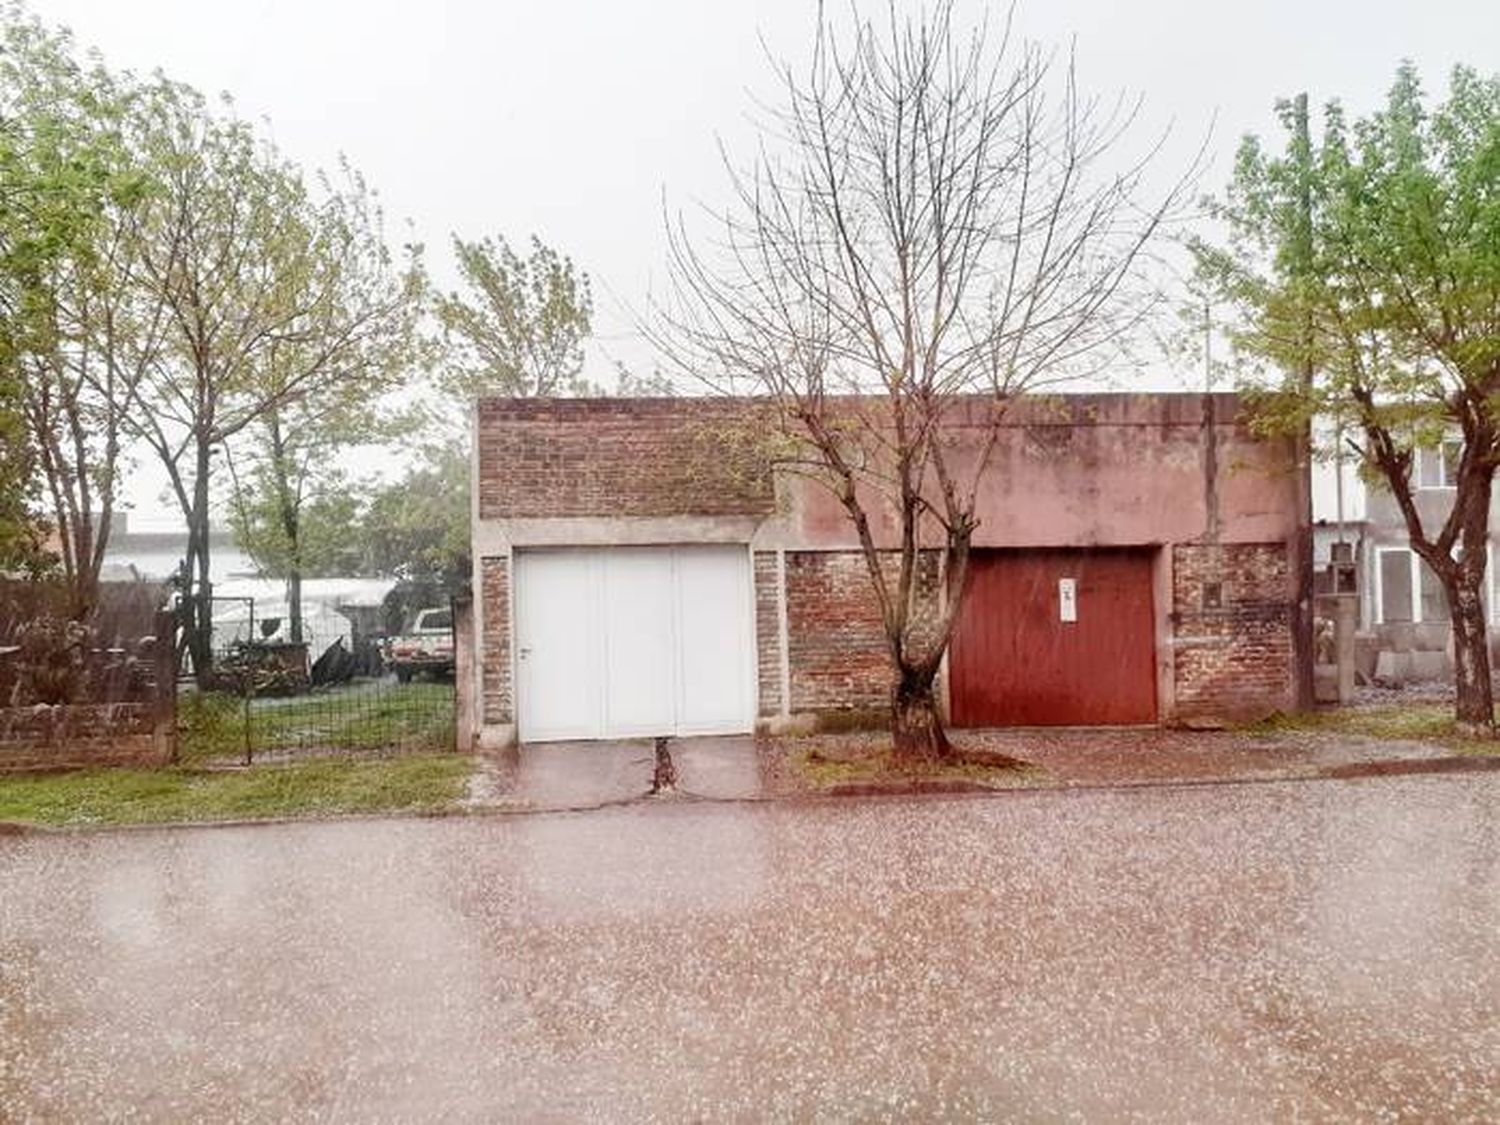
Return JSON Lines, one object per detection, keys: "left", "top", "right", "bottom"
{"left": 1, "top": 774, "right": 1496, "bottom": 1121}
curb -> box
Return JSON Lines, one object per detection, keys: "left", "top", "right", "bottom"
{"left": 2, "top": 753, "right": 1497, "bottom": 837}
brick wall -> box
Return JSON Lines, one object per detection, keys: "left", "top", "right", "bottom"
{"left": 753, "top": 552, "right": 783, "bottom": 718}
{"left": 1172, "top": 543, "right": 1294, "bottom": 721}
{"left": 784, "top": 550, "right": 942, "bottom": 714}
{"left": 480, "top": 557, "right": 513, "bottom": 724}
{"left": 477, "top": 398, "right": 777, "bottom": 520}
{"left": 0, "top": 704, "right": 169, "bottom": 773}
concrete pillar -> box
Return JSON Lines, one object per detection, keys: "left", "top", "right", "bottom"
{"left": 1334, "top": 593, "right": 1357, "bottom": 704}
{"left": 452, "top": 595, "right": 478, "bottom": 754}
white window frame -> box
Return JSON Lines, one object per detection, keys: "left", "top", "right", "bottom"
{"left": 1374, "top": 541, "right": 1494, "bottom": 624}
{"left": 1416, "top": 439, "right": 1462, "bottom": 490}
{"left": 1374, "top": 545, "right": 1418, "bottom": 624}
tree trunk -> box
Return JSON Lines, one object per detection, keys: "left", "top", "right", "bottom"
{"left": 271, "top": 412, "right": 304, "bottom": 646}
{"left": 891, "top": 666, "right": 952, "bottom": 764}
{"left": 1449, "top": 567, "right": 1493, "bottom": 734}
{"left": 189, "top": 443, "right": 215, "bottom": 688}
{"left": 288, "top": 568, "right": 303, "bottom": 645}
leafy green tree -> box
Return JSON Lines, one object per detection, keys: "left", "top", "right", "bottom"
{"left": 1196, "top": 63, "right": 1500, "bottom": 731}
{"left": 434, "top": 233, "right": 593, "bottom": 408}
{"left": 224, "top": 169, "right": 424, "bottom": 644}
{"left": 0, "top": 368, "right": 42, "bottom": 575}
{"left": 0, "top": 9, "right": 162, "bottom": 617}
{"left": 402, "top": 231, "right": 599, "bottom": 601}
{"left": 358, "top": 442, "right": 470, "bottom": 591}
{"left": 124, "top": 81, "right": 421, "bottom": 683}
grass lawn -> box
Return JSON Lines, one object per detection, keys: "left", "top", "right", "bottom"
{"left": 0, "top": 754, "right": 474, "bottom": 829}
{"left": 788, "top": 740, "right": 1044, "bottom": 792}
{"left": 179, "top": 682, "right": 454, "bottom": 764}
{"left": 1254, "top": 703, "right": 1500, "bottom": 756}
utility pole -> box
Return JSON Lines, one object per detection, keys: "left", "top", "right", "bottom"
{"left": 1290, "top": 93, "right": 1317, "bottom": 711}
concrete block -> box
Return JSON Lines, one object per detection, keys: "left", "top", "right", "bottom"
{"left": 477, "top": 723, "right": 518, "bottom": 751}
{"left": 1374, "top": 650, "right": 1410, "bottom": 685}
{"left": 1314, "top": 665, "right": 1339, "bottom": 703}
{"left": 1407, "top": 650, "right": 1449, "bottom": 682}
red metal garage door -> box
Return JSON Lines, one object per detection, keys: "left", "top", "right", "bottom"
{"left": 950, "top": 549, "right": 1157, "bottom": 726}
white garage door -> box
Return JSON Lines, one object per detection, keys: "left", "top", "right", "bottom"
{"left": 514, "top": 546, "right": 755, "bottom": 742}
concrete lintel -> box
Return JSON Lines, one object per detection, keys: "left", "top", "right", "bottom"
{"left": 475, "top": 515, "right": 765, "bottom": 553}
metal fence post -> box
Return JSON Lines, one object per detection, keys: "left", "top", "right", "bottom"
{"left": 152, "top": 610, "right": 179, "bottom": 765}
{"left": 452, "top": 594, "right": 475, "bottom": 754}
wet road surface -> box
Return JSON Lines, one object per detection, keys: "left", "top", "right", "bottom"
{"left": 2, "top": 774, "right": 1496, "bottom": 1121}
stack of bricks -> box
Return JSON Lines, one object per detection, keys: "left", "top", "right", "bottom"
{"left": 753, "top": 553, "right": 783, "bottom": 718}
{"left": 0, "top": 703, "right": 165, "bottom": 773}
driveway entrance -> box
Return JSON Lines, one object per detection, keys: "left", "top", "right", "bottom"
{"left": 513, "top": 546, "right": 755, "bottom": 741}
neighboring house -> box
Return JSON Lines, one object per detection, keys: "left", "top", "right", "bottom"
{"left": 1358, "top": 440, "right": 1494, "bottom": 682}
{"left": 102, "top": 514, "right": 257, "bottom": 586}
{"left": 469, "top": 393, "right": 1302, "bottom": 747}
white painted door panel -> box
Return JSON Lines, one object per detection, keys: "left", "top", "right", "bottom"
{"left": 514, "top": 546, "right": 754, "bottom": 741}
{"left": 602, "top": 548, "right": 677, "bottom": 736}
{"left": 676, "top": 547, "right": 754, "bottom": 734}
{"left": 515, "top": 550, "right": 601, "bottom": 742}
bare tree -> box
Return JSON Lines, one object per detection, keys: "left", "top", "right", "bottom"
{"left": 658, "top": 2, "right": 1190, "bottom": 761}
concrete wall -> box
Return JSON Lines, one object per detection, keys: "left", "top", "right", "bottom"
{"left": 775, "top": 395, "right": 1296, "bottom": 551}
{"left": 472, "top": 393, "right": 1301, "bottom": 739}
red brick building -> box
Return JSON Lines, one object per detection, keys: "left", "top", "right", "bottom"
{"left": 471, "top": 393, "right": 1300, "bottom": 746}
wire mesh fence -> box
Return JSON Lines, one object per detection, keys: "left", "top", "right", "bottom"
{"left": 179, "top": 595, "right": 457, "bottom": 765}
{"left": 181, "top": 676, "right": 456, "bottom": 765}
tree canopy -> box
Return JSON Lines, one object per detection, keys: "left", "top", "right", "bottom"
{"left": 1196, "top": 62, "right": 1500, "bottom": 729}
{"left": 434, "top": 233, "right": 594, "bottom": 406}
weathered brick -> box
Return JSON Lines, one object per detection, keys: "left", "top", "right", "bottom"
{"left": 477, "top": 398, "right": 777, "bottom": 520}
{"left": 480, "top": 557, "right": 513, "bottom": 724}
{"left": 0, "top": 703, "right": 167, "bottom": 773}
{"left": 753, "top": 552, "right": 783, "bottom": 718}
{"left": 1171, "top": 543, "right": 1295, "bottom": 720}
{"left": 785, "top": 550, "right": 942, "bottom": 714}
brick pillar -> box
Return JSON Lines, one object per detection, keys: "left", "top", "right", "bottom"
{"left": 479, "top": 556, "right": 515, "bottom": 742}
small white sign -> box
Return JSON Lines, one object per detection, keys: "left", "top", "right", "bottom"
{"left": 1059, "top": 577, "right": 1077, "bottom": 623}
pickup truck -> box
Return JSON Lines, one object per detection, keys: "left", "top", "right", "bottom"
{"left": 388, "top": 607, "right": 455, "bottom": 683}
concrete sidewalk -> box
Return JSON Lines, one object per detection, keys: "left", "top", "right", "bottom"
{"left": 465, "top": 736, "right": 763, "bottom": 810}
{"left": 468, "top": 727, "right": 1499, "bottom": 812}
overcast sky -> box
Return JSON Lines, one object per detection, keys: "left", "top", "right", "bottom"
{"left": 25, "top": 0, "right": 1497, "bottom": 520}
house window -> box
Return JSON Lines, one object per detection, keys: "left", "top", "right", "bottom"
{"left": 1419, "top": 563, "right": 1450, "bottom": 624}
{"left": 1417, "top": 440, "right": 1461, "bottom": 489}
{"left": 1379, "top": 548, "right": 1414, "bottom": 622}
{"left": 1376, "top": 544, "right": 1486, "bottom": 625}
